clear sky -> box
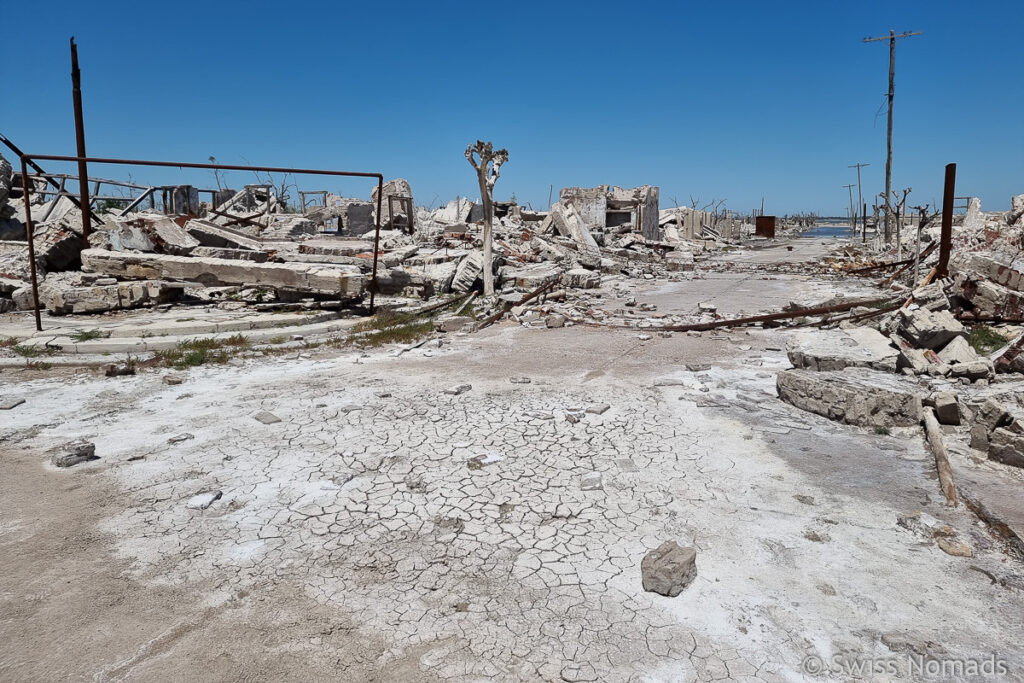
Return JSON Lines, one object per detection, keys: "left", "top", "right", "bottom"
{"left": 2, "top": 0, "right": 1021, "bottom": 216}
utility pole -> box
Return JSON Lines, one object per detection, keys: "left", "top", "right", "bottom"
{"left": 848, "top": 162, "right": 869, "bottom": 232}
{"left": 842, "top": 184, "right": 856, "bottom": 231}
{"left": 863, "top": 30, "right": 921, "bottom": 244}
{"left": 70, "top": 37, "right": 92, "bottom": 243}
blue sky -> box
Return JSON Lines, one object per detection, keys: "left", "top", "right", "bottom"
{"left": 2, "top": 0, "right": 1021, "bottom": 215}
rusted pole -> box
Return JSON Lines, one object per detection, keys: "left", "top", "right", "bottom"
{"left": 19, "top": 157, "right": 43, "bottom": 332}
{"left": 369, "top": 176, "right": 383, "bottom": 313}
{"left": 936, "top": 163, "right": 956, "bottom": 278}
{"left": 70, "top": 37, "right": 92, "bottom": 244}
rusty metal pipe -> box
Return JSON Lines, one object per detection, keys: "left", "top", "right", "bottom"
{"left": 369, "top": 176, "right": 383, "bottom": 313}
{"left": 936, "top": 163, "right": 956, "bottom": 279}
{"left": 70, "top": 38, "right": 92, "bottom": 244}
{"left": 19, "top": 158, "right": 42, "bottom": 332}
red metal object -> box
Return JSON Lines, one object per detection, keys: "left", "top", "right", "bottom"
{"left": 936, "top": 163, "right": 956, "bottom": 279}
{"left": 18, "top": 154, "right": 384, "bottom": 332}
{"left": 754, "top": 216, "right": 776, "bottom": 239}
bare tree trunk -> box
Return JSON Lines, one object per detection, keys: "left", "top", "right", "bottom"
{"left": 475, "top": 166, "right": 494, "bottom": 296}
{"left": 465, "top": 141, "right": 508, "bottom": 299}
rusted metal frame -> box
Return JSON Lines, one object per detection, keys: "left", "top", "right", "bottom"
{"left": 0, "top": 134, "right": 82, "bottom": 210}
{"left": 205, "top": 205, "right": 268, "bottom": 230}
{"left": 581, "top": 297, "right": 896, "bottom": 334}
{"left": 478, "top": 278, "right": 559, "bottom": 329}
{"left": 19, "top": 154, "right": 385, "bottom": 329}
{"left": 118, "top": 187, "right": 156, "bottom": 216}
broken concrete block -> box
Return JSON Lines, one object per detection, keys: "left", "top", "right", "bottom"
{"left": 580, "top": 473, "right": 603, "bottom": 490}
{"left": 95, "top": 214, "right": 199, "bottom": 255}
{"left": 52, "top": 439, "right": 98, "bottom": 468}
{"left": 776, "top": 367, "right": 923, "bottom": 428}
{"left": 786, "top": 327, "right": 898, "bottom": 372}
{"left": 933, "top": 392, "right": 960, "bottom": 425}
{"left": 163, "top": 374, "right": 184, "bottom": 385}
{"left": 254, "top": 411, "right": 282, "bottom": 424}
{"left": 545, "top": 313, "right": 566, "bottom": 329}
{"left": 444, "top": 384, "right": 472, "bottom": 395}
{"left": 989, "top": 428, "right": 1024, "bottom": 469}
{"left": 185, "top": 219, "right": 263, "bottom": 250}
{"left": 585, "top": 404, "right": 610, "bottom": 415}
{"left": 0, "top": 397, "right": 26, "bottom": 410}
{"left": 80, "top": 249, "right": 364, "bottom": 298}
{"left": 191, "top": 247, "right": 269, "bottom": 262}
{"left": 435, "top": 315, "right": 473, "bottom": 333}
{"left": 641, "top": 541, "right": 697, "bottom": 597}
{"left": 185, "top": 490, "right": 222, "bottom": 510}
{"left": 969, "top": 398, "right": 1012, "bottom": 450}
{"left": 949, "top": 360, "right": 993, "bottom": 382}
{"left": 890, "top": 334, "right": 937, "bottom": 374}
{"left": 168, "top": 433, "right": 194, "bottom": 444}
{"left": 451, "top": 251, "right": 483, "bottom": 293}
{"left": 937, "top": 335, "right": 978, "bottom": 366}
{"left": 897, "top": 308, "right": 965, "bottom": 350}
{"left": 561, "top": 268, "right": 600, "bottom": 289}
{"left": 32, "top": 276, "right": 177, "bottom": 315}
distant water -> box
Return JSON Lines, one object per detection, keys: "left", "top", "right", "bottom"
{"left": 797, "top": 223, "right": 857, "bottom": 239}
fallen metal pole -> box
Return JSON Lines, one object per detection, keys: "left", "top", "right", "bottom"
{"left": 653, "top": 296, "right": 896, "bottom": 332}
{"left": 478, "top": 278, "right": 559, "bottom": 329}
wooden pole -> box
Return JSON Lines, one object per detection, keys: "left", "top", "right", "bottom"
{"left": 936, "top": 163, "right": 956, "bottom": 278}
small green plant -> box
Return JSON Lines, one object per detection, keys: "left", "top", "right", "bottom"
{"left": 967, "top": 324, "right": 1008, "bottom": 355}
{"left": 26, "top": 361, "right": 53, "bottom": 371}
{"left": 873, "top": 426, "right": 890, "bottom": 435}
{"left": 11, "top": 344, "right": 59, "bottom": 358}
{"left": 223, "top": 334, "right": 250, "bottom": 347}
{"left": 267, "top": 335, "right": 287, "bottom": 345}
{"left": 156, "top": 337, "right": 234, "bottom": 369}
{"left": 69, "top": 328, "right": 107, "bottom": 342}
{"left": 353, "top": 320, "right": 434, "bottom": 348}
{"left": 0, "top": 337, "right": 18, "bottom": 349}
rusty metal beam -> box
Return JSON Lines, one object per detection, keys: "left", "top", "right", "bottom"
{"left": 936, "top": 163, "right": 956, "bottom": 279}
{"left": 18, "top": 154, "right": 384, "bottom": 330}
{"left": 70, "top": 38, "right": 92, "bottom": 244}
{"left": 478, "top": 278, "right": 559, "bottom": 329}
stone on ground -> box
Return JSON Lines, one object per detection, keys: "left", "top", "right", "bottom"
{"left": 641, "top": 541, "right": 697, "bottom": 597}
{"left": 52, "top": 439, "right": 98, "bottom": 468}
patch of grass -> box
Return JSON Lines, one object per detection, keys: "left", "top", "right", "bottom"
{"left": 352, "top": 309, "right": 421, "bottom": 334}
{"left": 353, "top": 320, "right": 434, "bottom": 348}
{"left": 156, "top": 337, "right": 235, "bottom": 369}
{"left": 873, "top": 426, "right": 890, "bottom": 435}
{"left": 26, "top": 361, "right": 53, "bottom": 370}
{"left": 0, "top": 337, "right": 18, "bottom": 349}
{"left": 69, "top": 328, "right": 107, "bottom": 342}
{"left": 11, "top": 344, "right": 60, "bottom": 358}
{"left": 968, "top": 324, "right": 1009, "bottom": 355}
{"left": 267, "top": 335, "right": 287, "bottom": 345}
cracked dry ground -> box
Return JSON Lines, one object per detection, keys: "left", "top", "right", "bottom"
{"left": 2, "top": 326, "right": 1023, "bottom": 681}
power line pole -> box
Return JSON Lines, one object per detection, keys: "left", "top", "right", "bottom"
{"left": 863, "top": 30, "right": 921, "bottom": 244}
{"left": 843, "top": 184, "right": 856, "bottom": 230}
{"left": 848, "top": 162, "right": 869, "bottom": 232}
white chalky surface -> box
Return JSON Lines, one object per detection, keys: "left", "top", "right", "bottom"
{"left": 3, "top": 332, "right": 1023, "bottom": 682}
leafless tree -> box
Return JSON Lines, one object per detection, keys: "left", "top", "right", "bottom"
{"left": 465, "top": 140, "right": 508, "bottom": 297}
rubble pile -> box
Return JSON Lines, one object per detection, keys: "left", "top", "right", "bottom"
{"left": 777, "top": 192, "right": 1024, "bottom": 476}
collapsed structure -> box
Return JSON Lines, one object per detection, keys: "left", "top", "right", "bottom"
{"left": 0, "top": 146, "right": 805, "bottom": 324}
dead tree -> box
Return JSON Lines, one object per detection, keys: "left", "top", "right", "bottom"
{"left": 465, "top": 140, "right": 508, "bottom": 297}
